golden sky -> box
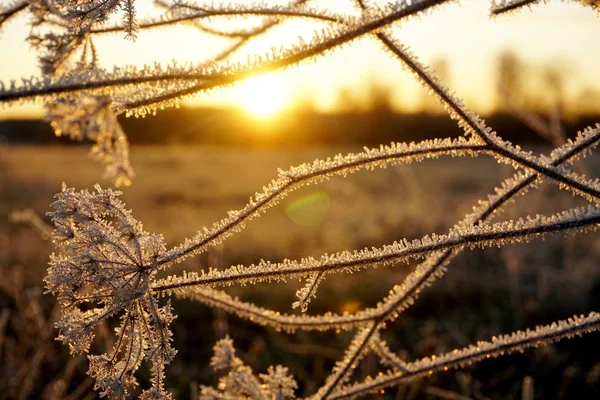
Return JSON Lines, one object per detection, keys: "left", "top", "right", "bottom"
{"left": 0, "top": 0, "right": 598, "bottom": 118}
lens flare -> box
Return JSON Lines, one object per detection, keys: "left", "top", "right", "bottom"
{"left": 285, "top": 192, "right": 330, "bottom": 227}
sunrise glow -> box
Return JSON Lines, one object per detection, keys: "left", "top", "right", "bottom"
{"left": 234, "top": 74, "right": 288, "bottom": 118}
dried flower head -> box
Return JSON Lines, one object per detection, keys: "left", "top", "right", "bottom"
{"left": 2, "top": 0, "right": 600, "bottom": 398}
{"left": 45, "top": 184, "right": 174, "bottom": 398}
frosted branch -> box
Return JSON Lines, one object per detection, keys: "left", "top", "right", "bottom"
{"left": 0, "top": 0, "right": 28, "bottom": 28}
{"left": 377, "top": 34, "right": 600, "bottom": 203}
{"left": 330, "top": 312, "right": 600, "bottom": 399}
{"left": 310, "top": 124, "right": 600, "bottom": 397}
{"left": 157, "top": 138, "right": 486, "bottom": 267}
{"left": 370, "top": 335, "right": 409, "bottom": 373}
{"left": 89, "top": 4, "right": 341, "bottom": 34}
{"left": 315, "top": 323, "right": 377, "bottom": 399}
{"left": 153, "top": 206, "right": 600, "bottom": 291}
{"left": 0, "top": 0, "right": 451, "bottom": 112}
{"left": 490, "top": 0, "right": 541, "bottom": 15}
{"left": 22, "top": 1, "right": 600, "bottom": 397}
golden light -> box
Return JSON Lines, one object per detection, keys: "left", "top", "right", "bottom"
{"left": 234, "top": 74, "right": 289, "bottom": 118}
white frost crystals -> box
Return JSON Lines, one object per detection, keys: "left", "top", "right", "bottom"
{"left": 45, "top": 184, "right": 174, "bottom": 399}
{"left": 47, "top": 96, "right": 134, "bottom": 186}
{"left": 202, "top": 337, "right": 298, "bottom": 399}
{"left": 1, "top": 0, "right": 599, "bottom": 398}
{"left": 44, "top": 178, "right": 600, "bottom": 397}
{"left": 331, "top": 312, "right": 600, "bottom": 399}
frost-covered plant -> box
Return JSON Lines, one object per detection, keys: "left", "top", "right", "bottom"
{"left": 2, "top": 0, "right": 600, "bottom": 398}
{"left": 46, "top": 184, "right": 175, "bottom": 398}
{"left": 201, "top": 336, "right": 298, "bottom": 399}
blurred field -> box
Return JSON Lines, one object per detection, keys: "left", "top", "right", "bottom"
{"left": 2, "top": 145, "right": 600, "bottom": 399}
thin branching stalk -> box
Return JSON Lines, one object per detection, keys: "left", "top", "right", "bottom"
{"left": 330, "top": 312, "right": 600, "bottom": 399}
{"left": 377, "top": 34, "right": 600, "bottom": 203}
{"left": 155, "top": 128, "right": 600, "bottom": 271}
{"left": 153, "top": 207, "right": 600, "bottom": 291}
{"left": 0, "top": 0, "right": 28, "bottom": 28}
{"left": 89, "top": 6, "right": 340, "bottom": 34}
{"left": 490, "top": 0, "right": 541, "bottom": 15}
{"left": 370, "top": 335, "right": 409, "bottom": 373}
{"left": 0, "top": 0, "right": 451, "bottom": 107}
{"left": 156, "top": 138, "right": 487, "bottom": 267}
{"left": 5, "top": 1, "right": 599, "bottom": 398}
{"left": 283, "top": 5, "right": 600, "bottom": 389}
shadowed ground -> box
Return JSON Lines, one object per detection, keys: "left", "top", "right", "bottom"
{"left": 1, "top": 145, "right": 599, "bottom": 399}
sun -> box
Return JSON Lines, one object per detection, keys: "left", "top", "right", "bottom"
{"left": 235, "top": 74, "right": 288, "bottom": 118}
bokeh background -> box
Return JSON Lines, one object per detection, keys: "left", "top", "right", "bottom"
{"left": 1, "top": 1, "right": 600, "bottom": 399}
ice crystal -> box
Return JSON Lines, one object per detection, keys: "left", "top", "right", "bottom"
{"left": 47, "top": 96, "right": 134, "bottom": 186}
{"left": 159, "top": 137, "right": 484, "bottom": 267}
{"left": 45, "top": 184, "right": 175, "bottom": 397}
{"left": 293, "top": 271, "right": 326, "bottom": 312}
{"left": 1, "top": 0, "right": 598, "bottom": 398}
{"left": 154, "top": 206, "right": 600, "bottom": 290}
{"left": 332, "top": 313, "right": 600, "bottom": 399}
{"left": 314, "top": 324, "right": 376, "bottom": 399}
{"left": 370, "top": 334, "right": 409, "bottom": 373}
{"left": 201, "top": 337, "right": 298, "bottom": 399}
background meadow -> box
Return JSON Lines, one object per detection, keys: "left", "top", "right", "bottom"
{"left": 2, "top": 0, "right": 600, "bottom": 398}
{"left": 2, "top": 139, "right": 600, "bottom": 398}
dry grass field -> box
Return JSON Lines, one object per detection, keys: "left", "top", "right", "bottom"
{"left": 2, "top": 144, "right": 600, "bottom": 399}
